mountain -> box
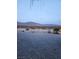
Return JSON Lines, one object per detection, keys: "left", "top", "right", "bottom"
{"left": 17, "top": 22, "right": 61, "bottom": 28}
{"left": 23, "top": 22, "right": 42, "bottom": 26}
{"left": 17, "top": 22, "right": 42, "bottom": 26}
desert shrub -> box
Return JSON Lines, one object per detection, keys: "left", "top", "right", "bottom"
{"left": 48, "top": 30, "right": 51, "bottom": 33}
{"left": 26, "top": 28, "right": 29, "bottom": 31}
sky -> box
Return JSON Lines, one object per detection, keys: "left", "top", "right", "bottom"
{"left": 17, "top": 0, "right": 61, "bottom": 25}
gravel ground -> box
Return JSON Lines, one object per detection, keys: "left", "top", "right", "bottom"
{"left": 17, "top": 31, "right": 61, "bottom": 59}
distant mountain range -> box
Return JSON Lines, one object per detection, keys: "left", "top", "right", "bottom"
{"left": 17, "top": 22, "right": 61, "bottom": 27}
{"left": 17, "top": 22, "right": 42, "bottom": 26}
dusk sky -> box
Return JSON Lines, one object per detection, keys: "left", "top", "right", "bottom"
{"left": 17, "top": 0, "right": 61, "bottom": 25}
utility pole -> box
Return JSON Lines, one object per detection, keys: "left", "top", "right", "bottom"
{"left": 30, "top": 0, "right": 39, "bottom": 8}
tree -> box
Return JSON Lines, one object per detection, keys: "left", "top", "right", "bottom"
{"left": 53, "top": 28, "right": 59, "bottom": 34}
